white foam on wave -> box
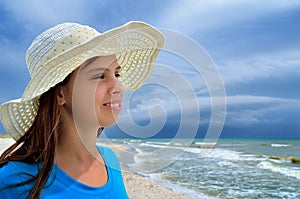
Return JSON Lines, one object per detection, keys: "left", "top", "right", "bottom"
{"left": 184, "top": 147, "right": 261, "bottom": 162}
{"left": 257, "top": 161, "right": 300, "bottom": 180}
{"left": 130, "top": 146, "right": 186, "bottom": 173}
{"left": 140, "top": 142, "right": 191, "bottom": 152}
{"left": 140, "top": 142, "right": 262, "bottom": 163}
{"left": 129, "top": 139, "right": 142, "bottom": 143}
{"left": 134, "top": 141, "right": 264, "bottom": 165}
{"left": 140, "top": 142, "right": 167, "bottom": 148}
{"left": 217, "top": 160, "right": 236, "bottom": 167}
{"left": 183, "top": 147, "right": 203, "bottom": 154}
{"left": 271, "top": 143, "right": 291, "bottom": 147}
{"left": 145, "top": 141, "right": 170, "bottom": 146}
{"left": 205, "top": 149, "right": 243, "bottom": 160}
{"left": 194, "top": 142, "right": 216, "bottom": 146}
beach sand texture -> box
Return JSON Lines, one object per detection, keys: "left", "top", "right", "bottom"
{"left": 0, "top": 138, "right": 193, "bottom": 199}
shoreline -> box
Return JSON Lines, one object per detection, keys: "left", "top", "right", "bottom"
{"left": 0, "top": 138, "right": 194, "bottom": 199}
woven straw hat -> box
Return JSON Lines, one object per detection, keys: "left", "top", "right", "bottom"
{"left": 0, "top": 21, "right": 164, "bottom": 140}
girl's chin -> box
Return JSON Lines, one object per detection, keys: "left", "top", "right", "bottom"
{"left": 98, "top": 118, "right": 120, "bottom": 127}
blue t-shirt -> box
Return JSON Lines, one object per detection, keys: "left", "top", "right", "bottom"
{"left": 0, "top": 146, "right": 129, "bottom": 199}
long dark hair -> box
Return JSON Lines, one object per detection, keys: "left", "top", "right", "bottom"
{"left": 0, "top": 73, "right": 73, "bottom": 198}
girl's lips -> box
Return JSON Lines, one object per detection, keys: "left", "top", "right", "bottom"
{"left": 103, "top": 102, "right": 122, "bottom": 111}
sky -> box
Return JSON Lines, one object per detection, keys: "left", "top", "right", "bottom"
{"left": 0, "top": 0, "right": 300, "bottom": 139}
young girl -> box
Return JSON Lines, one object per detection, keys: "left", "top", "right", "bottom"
{"left": 0, "top": 21, "right": 164, "bottom": 198}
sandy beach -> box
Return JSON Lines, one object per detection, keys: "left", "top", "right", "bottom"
{"left": 0, "top": 138, "right": 193, "bottom": 199}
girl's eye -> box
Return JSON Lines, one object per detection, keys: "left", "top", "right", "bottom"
{"left": 92, "top": 75, "right": 105, "bottom": 80}
{"left": 92, "top": 73, "right": 120, "bottom": 80}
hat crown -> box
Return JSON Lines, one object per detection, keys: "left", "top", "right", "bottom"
{"left": 26, "top": 23, "right": 100, "bottom": 77}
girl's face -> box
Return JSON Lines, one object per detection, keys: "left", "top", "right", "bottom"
{"left": 60, "top": 55, "right": 124, "bottom": 129}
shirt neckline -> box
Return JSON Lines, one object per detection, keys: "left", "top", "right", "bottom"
{"left": 52, "top": 146, "right": 113, "bottom": 194}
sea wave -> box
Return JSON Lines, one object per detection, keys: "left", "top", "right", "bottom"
{"left": 140, "top": 142, "right": 167, "bottom": 148}
{"left": 263, "top": 154, "right": 300, "bottom": 164}
{"left": 257, "top": 161, "right": 300, "bottom": 180}
{"left": 148, "top": 172, "right": 220, "bottom": 199}
{"left": 271, "top": 143, "right": 291, "bottom": 147}
{"left": 138, "top": 142, "right": 263, "bottom": 162}
{"left": 194, "top": 142, "right": 216, "bottom": 148}
{"left": 122, "top": 139, "right": 300, "bottom": 198}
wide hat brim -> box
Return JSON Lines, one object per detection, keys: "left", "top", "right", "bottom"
{"left": 0, "top": 21, "right": 164, "bottom": 140}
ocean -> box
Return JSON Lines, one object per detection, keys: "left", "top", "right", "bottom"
{"left": 98, "top": 138, "right": 300, "bottom": 199}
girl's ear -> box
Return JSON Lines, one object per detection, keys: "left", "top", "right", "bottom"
{"left": 56, "top": 86, "right": 66, "bottom": 106}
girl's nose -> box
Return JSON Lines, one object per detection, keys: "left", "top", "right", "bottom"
{"left": 108, "top": 77, "right": 124, "bottom": 96}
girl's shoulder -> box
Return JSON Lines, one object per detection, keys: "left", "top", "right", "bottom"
{"left": 0, "top": 161, "right": 39, "bottom": 180}
{"left": 96, "top": 145, "right": 121, "bottom": 170}
{"left": 1, "top": 161, "right": 39, "bottom": 171}
{"left": 0, "top": 162, "right": 21, "bottom": 187}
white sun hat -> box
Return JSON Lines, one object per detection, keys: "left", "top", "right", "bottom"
{"left": 0, "top": 21, "right": 164, "bottom": 140}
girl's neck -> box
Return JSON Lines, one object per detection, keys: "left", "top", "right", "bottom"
{"left": 55, "top": 120, "right": 101, "bottom": 164}
{"left": 54, "top": 127, "right": 108, "bottom": 187}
